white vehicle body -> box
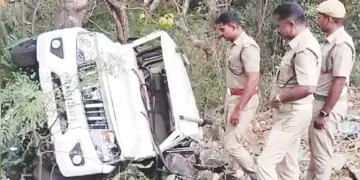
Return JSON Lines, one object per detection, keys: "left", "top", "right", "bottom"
{"left": 37, "top": 27, "right": 203, "bottom": 177}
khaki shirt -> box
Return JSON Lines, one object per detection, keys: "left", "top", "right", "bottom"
{"left": 226, "top": 32, "right": 260, "bottom": 89}
{"left": 316, "top": 26, "right": 355, "bottom": 97}
{"left": 274, "top": 28, "right": 322, "bottom": 104}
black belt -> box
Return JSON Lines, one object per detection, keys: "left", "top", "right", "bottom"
{"left": 314, "top": 94, "right": 327, "bottom": 101}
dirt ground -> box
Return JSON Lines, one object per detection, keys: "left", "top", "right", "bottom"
{"left": 200, "top": 87, "right": 360, "bottom": 180}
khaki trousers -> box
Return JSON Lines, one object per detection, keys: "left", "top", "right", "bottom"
{"left": 224, "top": 94, "right": 259, "bottom": 178}
{"left": 257, "top": 103, "right": 313, "bottom": 180}
{"left": 306, "top": 98, "right": 347, "bottom": 180}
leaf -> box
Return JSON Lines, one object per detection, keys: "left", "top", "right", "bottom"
{"left": 166, "top": 17, "right": 174, "bottom": 27}
{"left": 159, "top": 17, "right": 167, "bottom": 29}
{"left": 1, "top": 71, "right": 46, "bottom": 147}
{"left": 139, "top": 13, "right": 146, "bottom": 19}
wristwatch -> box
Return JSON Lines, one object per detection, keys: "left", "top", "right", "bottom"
{"left": 319, "top": 110, "right": 329, "bottom": 117}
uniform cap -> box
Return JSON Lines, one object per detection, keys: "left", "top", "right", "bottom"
{"left": 317, "top": 0, "right": 346, "bottom": 19}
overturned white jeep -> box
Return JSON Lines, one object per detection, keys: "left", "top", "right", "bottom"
{"left": 12, "top": 27, "right": 204, "bottom": 177}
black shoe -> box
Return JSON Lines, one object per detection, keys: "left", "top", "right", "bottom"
{"left": 248, "top": 174, "right": 257, "bottom": 180}
{"left": 225, "top": 174, "right": 240, "bottom": 180}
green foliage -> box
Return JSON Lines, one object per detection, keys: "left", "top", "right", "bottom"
{"left": 128, "top": 9, "right": 168, "bottom": 37}
{"left": 158, "top": 13, "right": 174, "bottom": 30}
{"left": 1, "top": 71, "right": 46, "bottom": 148}
{"left": 351, "top": 59, "right": 360, "bottom": 86}
{"left": 170, "top": 13, "right": 228, "bottom": 110}
{"left": 87, "top": 12, "right": 116, "bottom": 33}
{"left": 0, "top": 71, "right": 47, "bottom": 179}
{"left": 344, "top": 0, "right": 360, "bottom": 86}
{"left": 0, "top": 42, "right": 12, "bottom": 84}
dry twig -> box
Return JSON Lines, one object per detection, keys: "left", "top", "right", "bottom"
{"left": 255, "top": 0, "right": 267, "bottom": 41}
{"left": 20, "top": 0, "right": 25, "bottom": 36}
{"left": 31, "top": 0, "right": 42, "bottom": 33}
{"left": 125, "top": 6, "right": 157, "bottom": 23}
{"left": 85, "top": 18, "right": 115, "bottom": 36}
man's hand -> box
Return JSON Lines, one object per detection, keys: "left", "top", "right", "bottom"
{"left": 230, "top": 108, "right": 241, "bottom": 125}
{"left": 314, "top": 115, "right": 328, "bottom": 130}
{"left": 322, "top": 77, "right": 346, "bottom": 114}
{"left": 268, "top": 97, "right": 282, "bottom": 109}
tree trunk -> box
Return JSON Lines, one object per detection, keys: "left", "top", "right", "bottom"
{"left": 104, "top": 0, "right": 129, "bottom": 43}
{"left": 0, "top": 10, "right": 9, "bottom": 45}
{"left": 54, "top": 0, "right": 89, "bottom": 29}
{"left": 255, "top": 0, "right": 267, "bottom": 41}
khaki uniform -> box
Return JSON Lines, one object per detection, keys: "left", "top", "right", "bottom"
{"left": 306, "top": 27, "right": 355, "bottom": 180}
{"left": 257, "top": 28, "right": 322, "bottom": 180}
{"left": 224, "top": 32, "right": 260, "bottom": 178}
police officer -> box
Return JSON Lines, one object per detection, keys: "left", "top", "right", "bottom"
{"left": 256, "top": 2, "right": 322, "bottom": 180}
{"left": 214, "top": 11, "right": 260, "bottom": 180}
{"left": 306, "top": 0, "right": 356, "bottom": 179}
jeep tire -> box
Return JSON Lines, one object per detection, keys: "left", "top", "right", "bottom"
{"left": 10, "top": 39, "right": 37, "bottom": 68}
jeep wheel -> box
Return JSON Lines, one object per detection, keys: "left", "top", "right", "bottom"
{"left": 10, "top": 39, "right": 37, "bottom": 68}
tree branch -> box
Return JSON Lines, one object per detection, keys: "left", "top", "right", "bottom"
{"left": 0, "top": 9, "right": 9, "bottom": 45}
{"left": 86, "top": 0, "right": 97, "bottom": 19}
{"left": 207, "top": 0, "right": 218, "bottom": 30}
{"left": 31, "top": 0, "right": 42, "bottom": 33}
{"left": 144, "top": 0, "right": 152, "bottom": 7}
{"left": 149, "top": 0, "right": 160, "bottom": 13}
{"left": 105, "top": 0, "right": 122, "bottom": 9}
{"left": 255, "top": 0, "right": 267, "bottom": 41}
{"left": 182, "top": 0, "right": 190, "bottom": 15}
{"left": 21, "top": 0, "right": 26, "bottom": 36}
{"left": 85, "top": 18, "right": 115, "bottom": 36}
{"left": 104, "top": 0, "right": 129, "bottom": 43}
{"left": 226, "top": 0, "right": 233, "bottom": 10}
{"left": 0, "top": 21, "right": 8, "bottom": 45}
